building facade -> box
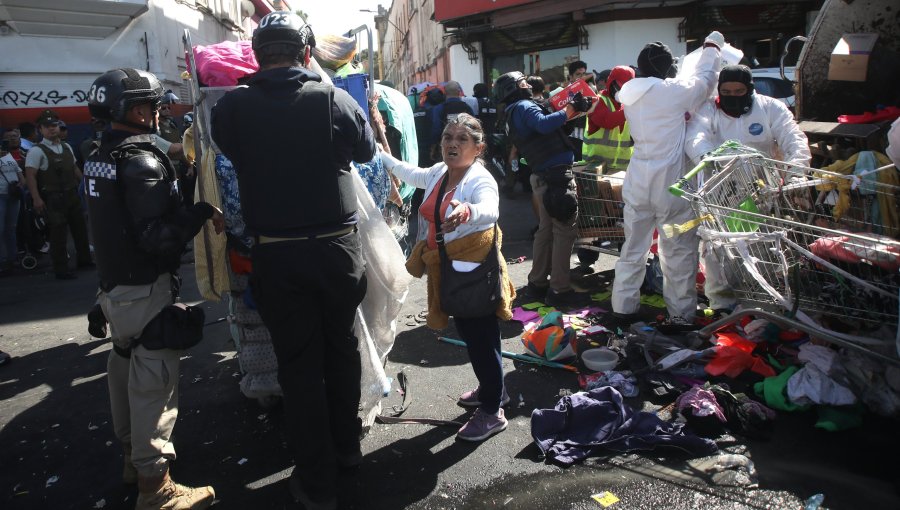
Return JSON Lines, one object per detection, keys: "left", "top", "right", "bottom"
{"left": 0, "top": 0, "right": 286, "bottom": 138}
{"left": 377, "top": 0, "right": 820, "bottom": 97}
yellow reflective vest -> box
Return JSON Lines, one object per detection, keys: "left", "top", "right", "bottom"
{"left": 582, "top": 94, "right": 633, "bottom": 173}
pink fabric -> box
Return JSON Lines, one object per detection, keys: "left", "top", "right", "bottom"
{"left": 189, "top": 41, "right": 259, "bottom": 87}
{"left": 809, "top": 235, "right": 900, "bottom": 272}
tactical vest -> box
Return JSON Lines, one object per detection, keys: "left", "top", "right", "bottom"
{"left": 34, "top": 143, "right": 79, "bottom": 193}
{"left": 157, "top": 117, "right": 181, "bottom": 144}
{"left": 441, "top": 100, "right": 473, "bottom": 130}
{"left": 224, "top": 81, "right": 355, "bottom": 236}
{"left": 413, "top": 104, "right": 434, "bottom": 166}
{"left": 85, "top": 133, "right": 181, "bottom": 290}
{"left": 582, "top": 95, "right": 633, "bottom": 173}
{"left": 476, "top": 97, "right": 497, "bottom": 136}
{"left": 507, "top": 99, "right": 572, "bottom": 173}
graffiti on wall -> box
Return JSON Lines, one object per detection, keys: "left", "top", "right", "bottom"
{"left": 0, "top": 88, "right": 90, "bottom": 108}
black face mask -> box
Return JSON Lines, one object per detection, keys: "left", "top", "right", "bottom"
{"left": 517, "top": 87, "right": 534, "bottom": 100}
{"left": 608, "top": 82, "right": 621, "bottom": 99}
{"left": 720, "top": 93, "right": 753, "bottom": 117}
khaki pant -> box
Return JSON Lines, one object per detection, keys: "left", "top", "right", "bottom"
{"left": 528, "top": 174, "right": 577, "bottom": 292}
{"left": 100, "top": 273, "right": 179, "bottom": 477}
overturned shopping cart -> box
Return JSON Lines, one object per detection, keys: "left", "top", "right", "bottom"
{"left": 669, "top": 141, "right": 900, "bottom": 366}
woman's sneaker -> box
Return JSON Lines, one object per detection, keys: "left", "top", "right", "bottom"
{"left": 457, "top": 386, "right": 510, "bottom": 408}
{"left": 457, "top": 408, "right": 508, "bottom": 442}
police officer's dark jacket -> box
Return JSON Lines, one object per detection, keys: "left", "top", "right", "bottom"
{"left": 84, "top": 130, "right": 214, "bottom": 291}
{"left": 505, "top": 98, "right": 573, "bottom": 174}
{"left": 211, "top": 66, "right": 375, "bottom": 238}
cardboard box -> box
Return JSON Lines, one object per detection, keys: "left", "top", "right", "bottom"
{"left": 828, "top": 33, "right": 877, "bottom": 82}
{"left": 548, "top": 79, "right": 597, "bottom": 111}
{"left": 606, "top": 171, "right": 626, "bottom": 204}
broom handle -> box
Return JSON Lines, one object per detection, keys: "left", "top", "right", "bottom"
{"left": 438, "top": 337, "right": 579, "bottom": 372}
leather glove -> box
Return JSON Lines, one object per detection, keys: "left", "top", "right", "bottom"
{"left": 570, "top": 92, "right": 594, "bottom": 113}
{"left": 704, "top": 31, "right": 724, "bottom": 50}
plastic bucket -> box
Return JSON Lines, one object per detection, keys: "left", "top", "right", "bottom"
{"left": 333, "top": 73, "right": 369, "bottom": 121}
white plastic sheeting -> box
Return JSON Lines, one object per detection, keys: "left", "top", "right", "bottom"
{"left": 351, "top": 171, "right": 412, "bottom": 426}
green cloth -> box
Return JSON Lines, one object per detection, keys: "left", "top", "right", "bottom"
{"left": 335, "top": 61, "right": 365, "bottom": 77}
{"left": 815, "top": 405, "right": 864, "bottom": 431}
{"left": 375, "top": 83, "right": 419, "bottom": 201}
{"left": 753, "top": 365, "right": 808, "bottom": 412}
{"left": 522, "top": 302, "right": 544, "bottom": 310}
{"left": 640, "top": 294, "right": 667, "bottom": 308}
{"left": 591, "top": 291, "right": 612, "bottom": 302}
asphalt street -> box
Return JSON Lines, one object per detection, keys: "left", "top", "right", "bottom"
{"left": 1, "top": 189, "right": 899, "bottom": 510}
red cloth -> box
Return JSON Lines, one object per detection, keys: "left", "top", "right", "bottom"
{"left": 705, "top": 332, "right": 776, "bottom": 378}
{"left": 228, "top": 249, "right": 253, "bottom": 274}
{"left": 420, "top": 175, "right": 457, "bottom": 250}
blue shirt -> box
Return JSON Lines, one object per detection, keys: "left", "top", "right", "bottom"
{"left": 505, "top": 100, "right": 574, "bottom": 172}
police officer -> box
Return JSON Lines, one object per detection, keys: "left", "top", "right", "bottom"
{"left": 210, "top": 11, "right": 375, "bottom": 509}
{"left": 496, "top": 71, "right": 594, "bottom": 308}
{"left": 473, "top": 82, "right": 502, "bottom": 171}
{"left": 23, "top": 108, "right": 92, "bottom": 279}
{"left": 84, "top": 67, "right": 222, "bottom": 510}
{"left": 430, "top": 80, "right": 475, "bottom": 159}
{"left": 413, "top": 87, "right": 443, "bottom": 168}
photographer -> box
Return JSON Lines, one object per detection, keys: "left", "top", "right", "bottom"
{"left": 495, "top": 71, "right": 595, "bottom": 308}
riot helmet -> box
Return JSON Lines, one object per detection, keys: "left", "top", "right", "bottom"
{"left": 252, "top": 11, "right": 315, "bottom": 53}
{"left": 160, "top": 90, "right": 180, "bottom": 105}
{"left": 494, "top": 71, "right": 528, "bottom": 104}
{"left": 87, "top": 68, "right": 163, "bottom": 132}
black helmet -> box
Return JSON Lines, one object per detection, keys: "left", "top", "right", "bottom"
{"left": 88, "top": 68, "right": 163, "bottom": 122}
{"left": 252, "top": 11, "right": 315, "bottom": 52}
{"left": 160, "top": 89, "right": 180, "bottom": 105}
{"left": 494, "top": 71, "right": 527, "bottom": 103}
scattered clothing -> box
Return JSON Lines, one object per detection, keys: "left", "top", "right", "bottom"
{"left": 531, "top": 386, "right": 718, "bottom": 466}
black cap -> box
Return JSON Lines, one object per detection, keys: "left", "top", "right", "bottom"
{"left": 637, "top": 42, "right": 674, "bottom": 79}
{"left": 36, "top": 109, "right": 60, "bottom": 125}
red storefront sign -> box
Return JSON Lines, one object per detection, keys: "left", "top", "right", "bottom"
{"left": 434, "top": 0, "right": 538, "bottom": 22}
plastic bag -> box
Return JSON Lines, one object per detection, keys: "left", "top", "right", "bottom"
{"left": 191, "top": 41, "right": 258, "bottom": 87}
{"left": 677, "top": 44, "right": 743, "bottom": 78}
{"left": 351, "top": 170, "right": 413, "bottom": 426}
{"left": 312, "top": 34, "right": 357, "bottom": 72}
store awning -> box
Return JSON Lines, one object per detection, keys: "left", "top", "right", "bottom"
{"left": 434, "top": 0, "right": 538, "bottom": 22}
{"left": 0, "top": 0, "right": 149, "bottom": 39}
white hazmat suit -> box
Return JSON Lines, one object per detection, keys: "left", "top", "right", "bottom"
{"left": 612, "top": 46, "right": 721, "bottom": 320}
{"left": 685, "top": 92, "right": 811, "bottom": 309}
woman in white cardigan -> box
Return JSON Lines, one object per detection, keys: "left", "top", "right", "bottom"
{"left": 380, "top": 113, "right": 515, "bottom": 442}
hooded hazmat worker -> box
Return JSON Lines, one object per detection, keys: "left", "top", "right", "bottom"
{"left": 684, "top": 64, "right": 811, "bottom": 312}
{"left": 609, "top": 33, "right": 723, "bottom": 327}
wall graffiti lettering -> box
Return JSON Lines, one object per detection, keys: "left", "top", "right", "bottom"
{"left": 0, "top": 89, "right": 90, "bottom": 107}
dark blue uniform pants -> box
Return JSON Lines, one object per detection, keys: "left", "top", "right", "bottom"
{"left": 251, "top": 230, "right": 367, "bottom": 501}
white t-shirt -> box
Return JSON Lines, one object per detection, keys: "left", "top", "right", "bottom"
{"left": 24, "top": 139, "right": 76, "bottom": 171}
{"left": 0, "top": 153, "right": 20, "bottom": 195}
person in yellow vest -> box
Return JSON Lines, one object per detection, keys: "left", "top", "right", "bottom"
{"left": 575, "top": 66, "right": 635, "bottom": 274}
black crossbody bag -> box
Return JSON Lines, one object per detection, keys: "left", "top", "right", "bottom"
{"left": 434, "top": 173, "right": 502, "bottom": 318}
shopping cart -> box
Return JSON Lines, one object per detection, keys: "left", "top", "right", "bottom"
{"left": 669, "top": 141, "right": 900, "bottom": 365}
{"left": 574, "top": 165, "right": 626, "bottom": 256}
